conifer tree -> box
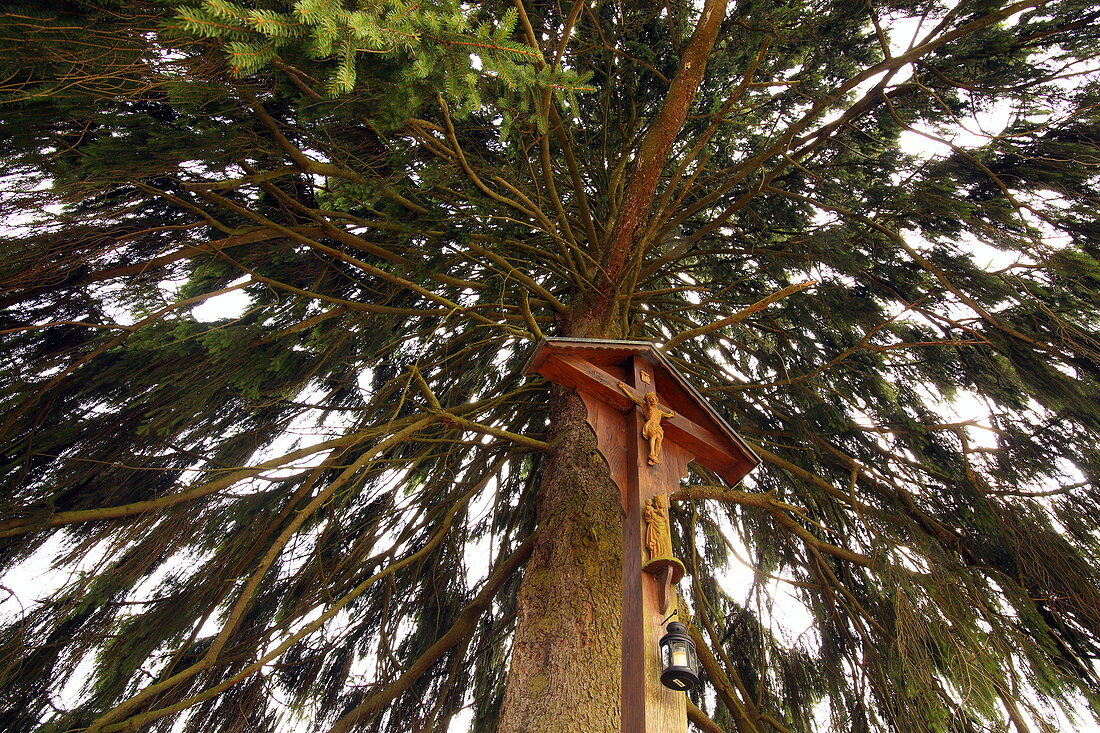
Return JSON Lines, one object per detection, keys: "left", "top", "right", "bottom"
{"left": 2, "top": 0, "right": 1100, "bottom": 731}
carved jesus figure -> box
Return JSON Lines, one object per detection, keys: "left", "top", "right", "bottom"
{"left": 617, "top": 380, "right": 675, "bottom": 465}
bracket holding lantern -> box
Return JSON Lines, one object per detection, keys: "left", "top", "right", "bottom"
{"left": 526, "top": 338, "right": 759, "bottom": 731}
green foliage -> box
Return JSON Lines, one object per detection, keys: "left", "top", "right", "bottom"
{"left": 1, "top": 0, "right": 1099, "bottom": 731}
{"left": 171, "top": 0, "right": 587, "bottom": 105}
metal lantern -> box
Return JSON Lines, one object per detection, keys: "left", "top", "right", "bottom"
{"left": 658, "top": 621, "right": 700, "bottom": 691}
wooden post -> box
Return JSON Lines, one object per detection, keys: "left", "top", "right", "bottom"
{"left": 525, "top": 339, "right": 760, "bottom": 732}
{"left": 621, "top": 354, "right": 691, "bottom": 732}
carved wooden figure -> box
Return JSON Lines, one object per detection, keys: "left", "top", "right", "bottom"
{"left": 618, "top": 380, "right": 675, "bottom": 464}
{"left": 641, "top": 492, "right": 684, "bottom": 614}
{"left": 643, "top": 494, "right": 672, "bottom": 560}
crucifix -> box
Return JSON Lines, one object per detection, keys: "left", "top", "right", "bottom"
{"left": 526, "top": 338, "right": 759, "bottom": 733}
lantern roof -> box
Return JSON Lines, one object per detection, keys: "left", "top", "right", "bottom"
{"left": 525, "top": 338, "right": 760, "bottom": 487}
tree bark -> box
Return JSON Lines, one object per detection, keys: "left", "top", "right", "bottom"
{"left": 497, "top": 387, "right": 624, "bottom": 732}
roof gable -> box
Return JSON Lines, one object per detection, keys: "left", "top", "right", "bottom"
{"left": 526, "top": 338, "right": 759, "bottom": 486}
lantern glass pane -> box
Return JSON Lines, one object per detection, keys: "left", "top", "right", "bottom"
{"left": 685, "top": 641, "right": 699, "bottom": 674}
{"left": 671, "top": 640, "right": 689, "bottom": 668}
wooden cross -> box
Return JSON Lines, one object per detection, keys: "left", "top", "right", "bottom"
{"left": 526, "top": 338, "right": 759, "bottom": 733}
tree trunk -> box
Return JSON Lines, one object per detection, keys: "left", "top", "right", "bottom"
{"left": 497, "top": 386, "right": 624, "bottom": 732}
{"left": 496, "top": 3, "right": 729, "bottom": 720}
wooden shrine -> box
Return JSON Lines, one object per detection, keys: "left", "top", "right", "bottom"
{"left": 525, "top": 338, "right": 760, "bottom": 733}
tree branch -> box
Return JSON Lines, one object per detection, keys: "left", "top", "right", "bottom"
{"left": 663, "top": 281, "right": 816, "bottom": 351}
